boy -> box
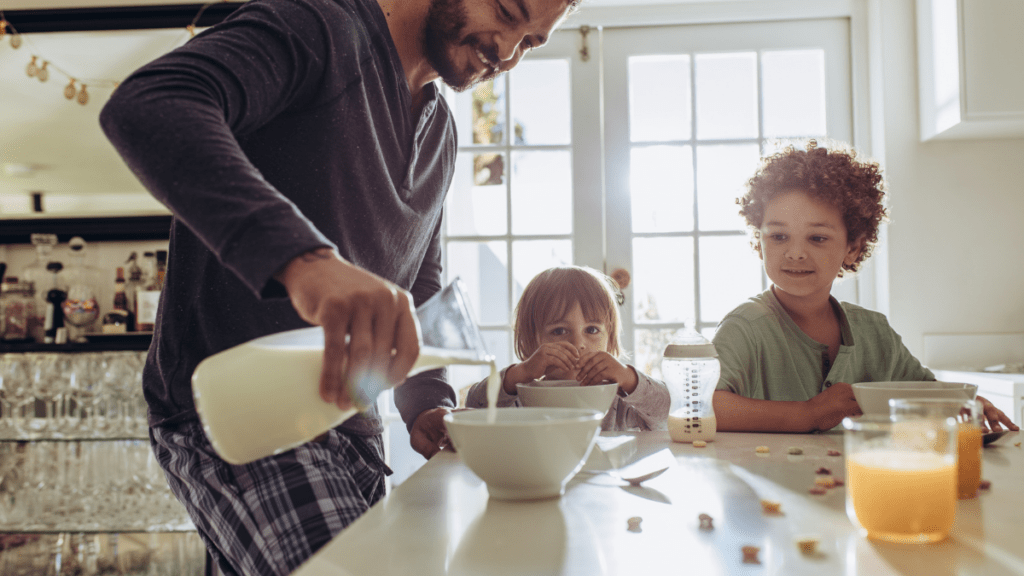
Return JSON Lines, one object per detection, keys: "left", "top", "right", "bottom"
{"left": 712, "top": 140, "right": 1017, "bottom": 433}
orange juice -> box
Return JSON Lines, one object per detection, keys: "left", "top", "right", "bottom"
{"left": 957, "top": 423, "right": 983, "bottom": 499}
{"left": 847, "top": 449, "right": 956, "bottom": 543}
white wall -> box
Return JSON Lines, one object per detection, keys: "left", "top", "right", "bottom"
{"left": 873, "top": 0, "right": 1024, "bottom": 359}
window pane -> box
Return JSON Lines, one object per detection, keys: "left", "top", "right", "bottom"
{"left": 511, "top": 151, "right": 572, "bottom": 235}
{"left": 511, "top": 240, "right": 572, "bottom": 304}
{"left": 446, "top": 241, "right": 509, "bottom": 325}
{"left": 695, "top": 52, "right": 758, "bottom": 140}
{"left": 699, "top": 235, "right": 763, "bottom": 324}
{"left": 472, "top": 77, "right": 506, "bottom": 145}
{"left": 629, "top": 55, "right": 691, "bottom": 142}
{"left": 446, "top": 153, "right": 507, "bottom": 236}
{"left": 511, "top": 59, "right": 570, "bottom": 145}
{"left": 762, "top": 49, "right": 826, "bottom": 138}
{"left": 633, "top": 237, "right": 694, "bottom": 323}
{"left": 696, "top": 144, "right": 761, "bottom": 231}
{"left": 631, "top": 145, "right": 693, "bottom": 233}
{"left": 634, "top": 327, "right": 688, "bottom": 380}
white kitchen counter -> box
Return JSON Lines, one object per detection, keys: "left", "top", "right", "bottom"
{"left": 292, "top": 430, "right": 1024, "bottom": 576}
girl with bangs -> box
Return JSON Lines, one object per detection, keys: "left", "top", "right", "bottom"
{"left": 465, "top": 266, "right": 670, "bottom": 431}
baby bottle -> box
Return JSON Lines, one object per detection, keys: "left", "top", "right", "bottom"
{"left": 662, "top": 330, "right": 719, "bottom": 443}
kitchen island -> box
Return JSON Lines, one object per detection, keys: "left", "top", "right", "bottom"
{"left": 292, "top": 430, "right": 1023, "bottom": 576}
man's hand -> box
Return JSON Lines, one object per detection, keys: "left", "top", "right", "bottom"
{"left": 410, "top": 407, "right": 452, "bottom": 459}
{"left": 275, "top": 248, "right": 420, "bottom": 411}
{"left": 805, "top": 382, "right": 862, "bottom": 432}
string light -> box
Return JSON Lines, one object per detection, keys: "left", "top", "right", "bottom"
{"left": 0, "top": 2, "right": 226, "bottom": 106}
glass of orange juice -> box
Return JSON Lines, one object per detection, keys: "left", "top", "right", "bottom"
{"left": 890, "top": 398, "right": 983, "bottom": 499}
{"left": 843, "top": 414, "right": 958, "bottom": 543}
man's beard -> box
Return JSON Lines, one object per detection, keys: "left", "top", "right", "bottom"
{"left": 423, "top": 0, "right": 498, "bottom": 92}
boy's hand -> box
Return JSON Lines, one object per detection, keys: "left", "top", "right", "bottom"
{"left": 576, "top": 350, "right": 639, "bottom": 394}
{"left": 505, "top": 342, "right": 580, "bottom": 392}
{"left": 805, "top": 382, "right": 862, "bottom": 431}
{"left": 977, "top": 395, "right": 1020, "bottom": 432}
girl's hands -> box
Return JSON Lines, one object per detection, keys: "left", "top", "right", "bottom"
{"left": 576, "top": 351, "right": 639, "bottom": 394}
{"left": 504, "top": 342, "right": 580, "bottom": 393}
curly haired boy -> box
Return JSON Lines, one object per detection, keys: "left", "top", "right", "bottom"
{"left": 712, "top": 140, "right": 1017, "bottom": 433}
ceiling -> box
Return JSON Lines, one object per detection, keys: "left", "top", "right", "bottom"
{"left": 0, "top": 0, "right": 739, "bottom": 217}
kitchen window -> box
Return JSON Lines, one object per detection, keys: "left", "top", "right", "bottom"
{"left": 383, "top": 17, "right": 858, "bottom": 485}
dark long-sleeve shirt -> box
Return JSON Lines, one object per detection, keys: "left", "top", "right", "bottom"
{"left": 100, "top": 0, "right": 458, "bottom": 434}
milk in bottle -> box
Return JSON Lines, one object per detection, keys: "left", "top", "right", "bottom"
{"left": 662, "top": 330, "right": 719, "bottom": 443}
{"left": 192, "top": 279, "right": 495, "bottom": 464}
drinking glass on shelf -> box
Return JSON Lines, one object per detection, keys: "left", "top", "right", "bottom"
{"left": 890, "top": 397, "right": 984, "bottom": 499}
{"left": 0, "top": 354, "right": 34, "bottom": 439}
{"left": 843, "top": 414, "right": 958, "bottom": 544}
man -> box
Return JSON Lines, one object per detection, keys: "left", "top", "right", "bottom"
{"left": 100, "top": 0, "right": 576, "bottom": 573}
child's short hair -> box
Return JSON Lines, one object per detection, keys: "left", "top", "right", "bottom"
{"left": 737, "top": 139, "right": 888, "bottom": 276}
{"left": 513, "top": 266, "right": 622, "bottom": 360}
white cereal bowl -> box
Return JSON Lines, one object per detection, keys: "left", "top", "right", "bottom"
{"left": 444, "top": 407, "right": 603, "bottom": 501}
{"left": 516, "top": 380, "right": 619, "bottom": 415}
{"left": 851, "top": 381, "right": 978, "bottom": 415}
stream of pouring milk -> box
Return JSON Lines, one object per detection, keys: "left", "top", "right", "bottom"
{"left": 192, "top": 326, "right": 499, "bottom": 464}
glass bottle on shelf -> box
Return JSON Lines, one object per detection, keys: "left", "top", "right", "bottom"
{"left": 1, "top": 278, "right": 36, "bottom": 341}
{"left": 20, "top": 233, "right": 62, "bottom": 342}
{"left": 101, "top": 267, "right": 136, "bottom": 333}
{"left": 61, "top": 237, "right": 104, "bottom": 342}
{"left": 136, "top": 251, "right": 165, "bottom": 332}
{"left": 43, "top": 262, "right": 67, "bottom": 344}
{"left": 123, "top": 252, "right": 144, "bottom": 323}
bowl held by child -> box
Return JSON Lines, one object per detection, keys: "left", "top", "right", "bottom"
{"left": 516, "top": 380, "right": 619, "bottom": 415}
{"left": 851, "top": 381, "right": 978, "bottom": 415}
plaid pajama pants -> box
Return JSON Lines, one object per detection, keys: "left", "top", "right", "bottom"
{"left": 150, "top": 420, "right": 392, "bottom": 576}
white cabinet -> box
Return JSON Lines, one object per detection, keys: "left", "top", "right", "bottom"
{"left": 917, "top": 0, "right": 1024, "bottom": 140}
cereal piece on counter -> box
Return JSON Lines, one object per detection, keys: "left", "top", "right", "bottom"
{"left": 831, "top": 478, "right": 845, "bottom": 487}
{"left": 693, "top": 440, "right": 707, "bottom": 448}
{"left": 795, "top": 536, "right": 820, "bottom": 556}
{"left": 808, "top": 486, "right": 828, "bottom": 495}
{"left": 741, "top": 546, "right": 761, "bottom": 564}
{"left": 787, "top": 446, "right": 803, "bottom": 455}
{"left": 814, "top": 476, "right": 836, "bottom": 488}
{"left": 1015, "top": 442, "right": 1021, "bottom": 448}
{"left": 760, "top": 499, "right": 782, "bottom": 514}
{"left": 979, "top": 480, "right": 992, "bottom": 491}
{"left": 627, "top": 516, "right": 643, "bottom": 533}
{"left": 755, "top": 445, "right": 770, "bottom": 454}
{"left": 827, "top": 449, "right": 842, "bottom": 456}
{"left": 815, "top": 467, "right": 832, "bottom": 475}
{"left": 698, "top": 513, "right": 714, "bottom": 530}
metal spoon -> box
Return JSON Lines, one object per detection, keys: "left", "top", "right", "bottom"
{"left": 983, "top": 430, "right": 1009, "bottom": 445}
{"left": 618, "top": 467, "right": 669, "bottom": 486}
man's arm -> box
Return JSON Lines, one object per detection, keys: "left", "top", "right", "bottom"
{"left": 393, "top": 217, "right": 457, "bottom": 458}
{"left": 100, "top": 1, "right": 335, "bottom": 297}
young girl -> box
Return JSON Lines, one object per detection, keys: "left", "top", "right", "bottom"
{"left": 713, "top": 140, "right": 1018, "bottom": 433}
{"left": 465, "top": 266, "right": 669, "bottom": 431}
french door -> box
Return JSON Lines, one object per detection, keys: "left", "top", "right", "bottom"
{"left": 386, "top": 17, "right": 856, "bottom": 484}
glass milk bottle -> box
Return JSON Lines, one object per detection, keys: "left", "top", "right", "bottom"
{"left": 662, "top": 331, "right": 719, "bottom": 443}
{"left": 191, "top": 279, "right": 497, "bottom": 465}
